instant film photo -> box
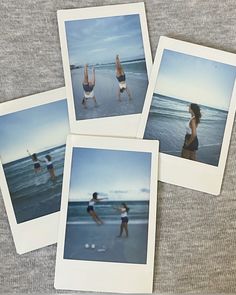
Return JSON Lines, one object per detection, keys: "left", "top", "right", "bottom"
{"left": 54, "top": 135, "right": 158, "bottom": 293}
{"left": 138, "top": 37, "right": 236, "bottom": 195}
{"left": 0, "top": 88, "right": 69, "bottom": 254}
{"left": 57, "top": 2, "right": 152, "bottom": 137}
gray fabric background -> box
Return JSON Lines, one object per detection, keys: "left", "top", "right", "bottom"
{"left": 0, "top": 0, "right": 236, "bottom": 294}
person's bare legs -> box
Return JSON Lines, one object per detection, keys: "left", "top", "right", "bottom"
{"left": 189, "top": 151, "right": 196, "bottom": 161}
{"left": 124, "top": 223, "right": 128, "bottom": 237}
{"left": 49, "top": 169, "right": 56, "bottom": 180}
{"left": 83, "top": 64, "right": 89, "bottom": 84}
{"left": 181, "top": 148, "right": 191, "bottom": 159}
{"left": 117, "top": 223, "right": 124, "bottom": 237}
{"left": 89, "top": 211, "right": 103, "bottom": 224}
{"left": 116, "top": 55, "right": 124, "bottom": 77}
{"left": 125, "top": 86, "right": 132, "bottom": 100}
{"left": 91, "top": 67, "right": 95, "bottom": 86}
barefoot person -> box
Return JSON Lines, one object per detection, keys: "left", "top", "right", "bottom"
{"left": 181, "top": 103, "right": 201, "bottom": 161}
{"left": 82, "top": 64, "right": 97, "bottom": 108}
{"left": 27, "top": 150, "right": 41, "bottom": 173}
{"left": 115, "top": 55, "right": 132, "bottom": 101}
{"left": 87, "top": 192, "right": 108, "bottom": 224}
{"left": 114, "top": 203, "right": 129, "bottom": 238}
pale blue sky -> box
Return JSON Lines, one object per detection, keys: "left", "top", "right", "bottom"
{"left": 69, "top": 148, "right": 152, "bottom": 202}
{"left": 0, "top": 100, "right": 69, "bottom": 164}
{"left": 65, "top": 14, "right": 145, "bottom": 65}
{"left": 155, "top": 49, "right": 236, "bottom": 110}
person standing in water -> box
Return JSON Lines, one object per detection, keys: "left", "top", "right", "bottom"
{"left": 114, "top": 203, "right": 129, "bottom": 238}
{"left": 27, "top": 150, "right": 41, "bottom": 174}
{"left": 87, "top": 192, "right": 108, "bottom": 225}
{"left": 42, "top": 154, "right": 56, "bottom": 180}
{"left": 181, "top": 103, "right": 201, "bottom": 161}
{"left": 82, "top": 64, "right": 97, "bottom": 108}
{"left": 115, "top": 55, "right": 132, "bottom": 101}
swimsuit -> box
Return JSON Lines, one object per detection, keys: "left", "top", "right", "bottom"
{"left": 83, "top": 83, "right": 95, "bottom": 98}
{"left": 45, "top": 158, "right": 54, "bottom": 170}
{"left": 121, "top": 209, "right": 128, "bottom": 223}
{"left": 116, "top": 75, "right": 126, "bottom": 92}
{"left": 183, "top": 117, "right": 199, "bottom": 151}
{"left": 34, "top": 161, "right": 40, "bottom": 169}
{"left": 87, "top": 200, "right": 95, "bottom": 212}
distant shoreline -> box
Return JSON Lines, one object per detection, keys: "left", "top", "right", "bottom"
{"left": 70, "top": 57, "right": 146, "bottom": 70}
{"left": 153, "top": 92, "right": 228, "bottom": 113}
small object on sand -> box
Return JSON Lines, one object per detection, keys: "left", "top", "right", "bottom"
{"left": 84, "top": 243, "right": 90, "bottom": 249}
{"left": 91, "top": 244, "right": 95, "bottom": 249}
{"left": 97, "top": 245, "right": 107, "bottom": 252}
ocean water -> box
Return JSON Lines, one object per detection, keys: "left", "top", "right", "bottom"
{"left": 71, "top": 59, "right": 149, "bottom": 120}
{"left": 3, "top": 145, "right": 66, "bottom": 223}
{"left": 66, "top": 200, "right": 149, "bottom": 224}
{"left": 144, "top": 94, "right": 228, "bottom": 166}
{"left": 93, "top": 59, "right": 147, "bottom": 75}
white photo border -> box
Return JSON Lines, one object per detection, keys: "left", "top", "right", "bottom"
{"left": 57, "top": 2, "right": 152, "bottom": 138}
{"left": 137, "top": 36, "right": 236, "bottom": 195}
{"left": 0, "top": 87, "right": 67, "bottom": 254}
{"left": 54, "top": 134, "right": 159, "bottom": 293}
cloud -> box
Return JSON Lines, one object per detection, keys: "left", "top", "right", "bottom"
{"left": 110, "top": 190, "right": 129, "bottom": 194}
{"left": 140, "top": 188, "right": 150, "bottom": 193}
{"left": 103, "top": 34, "right": 130, "bottom": 42}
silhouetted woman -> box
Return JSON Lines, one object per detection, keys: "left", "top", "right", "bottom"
{"left": 181, "top": 103, "right": 201, "bottom": 161}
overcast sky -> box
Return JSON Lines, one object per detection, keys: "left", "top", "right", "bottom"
{"left": 0, "top": 99, "right": 69, "bottom": 164}
{"left": 155, "top": 49, "right": 236, "bottom": 110}
{"left": 69, "top": 147, "right": 152, "bottom": 202}
{"left": 65, "top": 14, "right": 145, "bottom": 65}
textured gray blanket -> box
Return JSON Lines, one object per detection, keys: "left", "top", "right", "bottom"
{"left": 0, "top": 0, "right": 236, "bottom": 293}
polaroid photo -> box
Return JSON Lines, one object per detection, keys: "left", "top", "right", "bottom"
{"left": 57, "top": 2, "right": 152, "bottom": 137}
{"left": 54, "top": 135, "right": 158, "bottom": 293}
{"left": 0, "top": 88, "right": 69, "bottom": 254}
{"left": 138, "top": 36, "right": 236, "bottom": 195}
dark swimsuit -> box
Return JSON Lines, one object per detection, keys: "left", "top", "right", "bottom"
{"left": 121, "top": 217, "right": 129, "bottom": 223}
{"left": 116, "top": 74, "right": 126, "bottom": 93}
{"left": 34, "top": 162, "right": 41, "bottom": 169}
{"left": 87, "top": 205, "right": 94, "bottom": 213}
{"left": 83, "top": 83, "right": 94, "bottom": 93}
{"left": 117, "top": 74, "right": 126, "bottom": 82}
{"left": 183, "top": 134, "right": 199, "bottom": 151}
{"left": 47, "top": 164, "right": 53, "bottom": 170}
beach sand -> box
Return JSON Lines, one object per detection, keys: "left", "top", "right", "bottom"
{"left": 71, "top": 68, "right": 148, "bottom": 120}
{"left": 64, "top": 222, "right": 148, "bottom": 264}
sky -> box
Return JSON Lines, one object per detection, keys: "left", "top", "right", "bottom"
{"left": 155, "top": 49, "right": 236, "bottom": 110}
{"left": 0, "top": 99, "right": 69, "bottom": 164}
{"left": 69, "top": 147, "right": 152, "bottom": 202}
{"left": 65, "top": 14, "right": 145, "bottom": 65}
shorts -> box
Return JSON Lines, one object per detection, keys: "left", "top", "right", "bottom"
{"left": 34, "top": 163, "right": 40, "bottom": 169}
{"left": 83, "top": 83, "right": 94, "bottom": 93}
{"left": 47, "top": 164, "right": 54, "bottom": 170}
{"left": 183, "top": 134, "right": 198, "bottom": 151}
{"left": 121, "top": 217, "right": 129, "bottom": 223}
{"left": 87, "top": 206, "right": 94, "bottom": 213}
